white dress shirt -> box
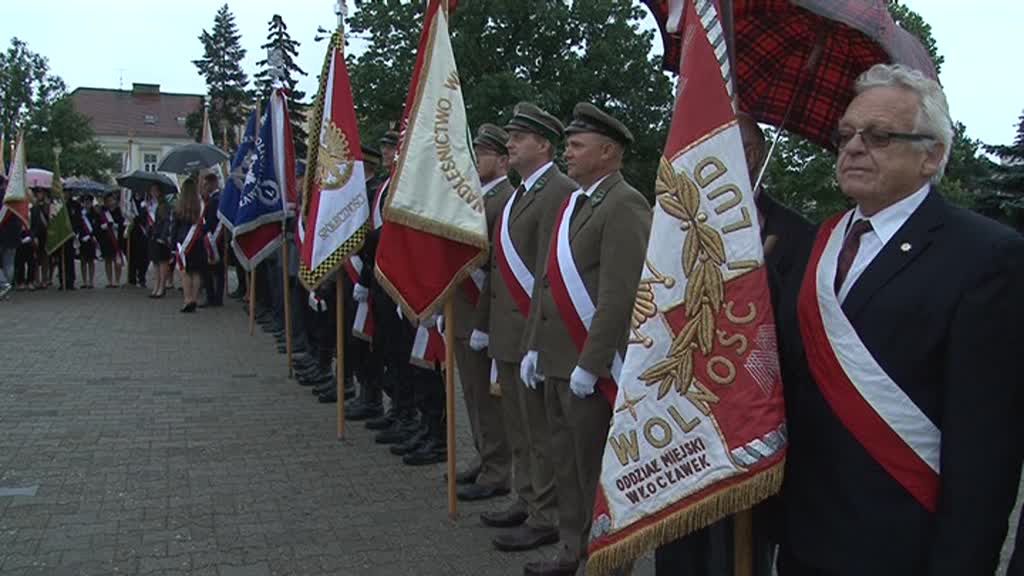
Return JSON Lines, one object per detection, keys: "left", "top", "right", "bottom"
{"left": 837, "top": 183, "right": 931, "bottom": 303}
{"left": 579, "top": 174, "right": 611, "bottom": 198}
{"left": 481, "top": 175, "right": 509, "bottom": 196}
{"left": 521, "top": 161, "right": 554, "bottom": 193}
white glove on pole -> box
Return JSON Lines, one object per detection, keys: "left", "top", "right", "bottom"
{"left": 352, "top": 283, "right": 369, "bottom": 303}
{"left": 569, "top": 365, "right": 598, "bottom": 398}
{"left": 437, "top": 314, "right": 445, "bottom": 336}
{"left": 469, "top": 330, "right": 489, "bottom": 352}
{"left": 422, "top": 314, "right": 437, "bottom": 329}
{"left": 520, "top": 350, "right": 541, "bottom": 390}
{"left": 308, "top": 292, "right": 326, "bottom": 313}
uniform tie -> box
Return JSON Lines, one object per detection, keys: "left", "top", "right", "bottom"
{"left": 834, "top": 219, "right": 873, "bottom": 294}
{"left": 509, "top": 183, "right": 527, "bottom": 212}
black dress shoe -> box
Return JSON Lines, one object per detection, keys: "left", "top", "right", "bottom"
{"left": 457, "top": 483, "right": 511, "bottom": 502}
{"left": 522, "top": 557, "right": 577, "bottom": 575}
{"left": 298, "top": 372, "right": 332, "bottom": 387}
{"left": 346, "top": 403, "right": 383, "bottom": 421}
{"left": 390, "top": 427, "right": 429, "bottom": 456}
{"left": 365, "top": 412, "right": 396, "bottom": 431}
{"left": 314, "top": 381, "right": 336, "bottom": 395}
{"left": 402, "top": 439, "right": 446, "bottom": 466}
{"left": 493, "top": 525, "right": 560, "bottom": 552}
{"left": 455, "top": 465, "right": 481, "bottom": 486}
{"left": 317, "top": 389, "right": 337, "bottom": 403}
{"left": 375, "top": 419, "right": 417, "bottom": 445}
{"left": 480, "top": 507, "right": 529, "bottom": 528}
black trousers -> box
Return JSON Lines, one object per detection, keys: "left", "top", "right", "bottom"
{"left": 411, "top": 364, "right": 445, "bottom": 441}
{"left": 14, "top": 243, "right": 34, "bottom": 284}
{"left": 202, "top": 262, "right": 225, "bottom": 305}
{"left": 128, "top": 229, "right": 149, "bottom": 285}
{"left": 59, "top": 243, "right": 75, "bottom": 289}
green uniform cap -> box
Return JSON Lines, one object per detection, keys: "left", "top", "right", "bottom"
{"left": 473, "top": 123, "right": 510, "bottom": 155}
{"left": 504, "top": 102, "right": 564, "bottom": 143}
{"left": 565, "top": 102, "right": 634, "bottom": 146}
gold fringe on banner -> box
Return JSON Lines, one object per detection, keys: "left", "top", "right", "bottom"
{"left": 586, "top": 459, "right": 785, "bottom": 576}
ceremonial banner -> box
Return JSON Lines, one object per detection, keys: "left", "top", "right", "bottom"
{"left": 45, "top": 155, "right": 74, "bottom": 255}
{"left": 230, "top": 88, "right": 295, "bottom": 269}
{"left": 0, "top": 132, "right": 29, "bottom": 228}
{"left": 217, "top": 110, "right": 258, "bottom": 231}
{"left": 298, "top": 29, "right": 368, "bottom": 290}
{"left": 200, "top": 106, "right": 224, "bottom": 183}
{"left": 587, "top": 1, "right": 785, "bottom": 572}
{"left": 374, "top": 0, "right": 488, "bottom": 319}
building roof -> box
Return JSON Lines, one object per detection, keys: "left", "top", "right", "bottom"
{"left": 71, "top": 84, "right": 203, "bottom": 140}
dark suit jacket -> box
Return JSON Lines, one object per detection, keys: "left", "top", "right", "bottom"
{"left": 777, "top": 190, "right": 1024, "bottom": 575}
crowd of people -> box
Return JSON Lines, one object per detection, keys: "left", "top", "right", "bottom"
{"left": 3, "top": 63, "right": 1023, "bottom": 576}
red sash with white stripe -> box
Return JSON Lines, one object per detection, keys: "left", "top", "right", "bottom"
{"left": 797, "top": 214, "right": 941, "bottom": 511}
{"left": 410, "top": 323, "right": 445, "bottom": 371}
{"left": 176, "top": 221, "right": 203, "bottom": 272}
{"left": 545, "top": 191, "right": 619, "bottom": 406}
{"left": 205, "top": 221, "right": 224, "bottom": 264}
{"left": 494, "top": 188, "right": 533, "bottom": 317}
{"left": 99, "top": 209, "right": 123, "bottom": 263}
{"left": 80, "top": 208, "right": 96, "bottom": 243}
{"left": 344, "top": 255, "right": 375, "bottom": 342}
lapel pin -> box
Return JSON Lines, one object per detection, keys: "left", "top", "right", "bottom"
{"left": 900, "top": 242, "right": 912, "bottom": 252}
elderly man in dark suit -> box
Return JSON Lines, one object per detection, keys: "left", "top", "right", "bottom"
{"left": 776, "top": 63, "right": 1024, "bottom": 576}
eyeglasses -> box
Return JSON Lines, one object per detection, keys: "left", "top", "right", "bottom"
{"left": 831, "top": 127, "right": 935, "bottom": 150}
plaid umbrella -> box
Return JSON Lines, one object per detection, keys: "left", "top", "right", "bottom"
{"left": 735, "top": 0, "right": 937, "bottom": 149}
{"left": 645, "top": 0, "right": 937, "bottom": 149}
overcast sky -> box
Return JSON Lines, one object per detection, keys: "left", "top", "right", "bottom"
{"left": 3, "top": 0, "right": 1022, "bottom": 146}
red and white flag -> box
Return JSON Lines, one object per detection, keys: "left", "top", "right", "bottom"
{"left": 374, "top": 0, "right": 488, "bottom": 319}
{"left": 298, "top": 29, "right": 368, "bottom": 290}
{"left": 587, "top": 1, "right": 785, "bottom": 572}
{"left": 1, "top": 132, "right": 30, "bottom": 229}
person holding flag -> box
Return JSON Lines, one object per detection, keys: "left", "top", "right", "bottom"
{"left": 518, "top": 104, "right": 652, "bottom": 576}
{"left": 1, "top": 133, "right": 31, "bottom": 299}
{"left": 475, "top": 102, "right": 573, "bottom": 553}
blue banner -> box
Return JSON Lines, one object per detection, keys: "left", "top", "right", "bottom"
{"left": 217, "top": 110, "right": 257, "bottom": 231}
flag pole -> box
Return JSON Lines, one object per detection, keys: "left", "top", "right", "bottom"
{"left": 282, "top": 235, "right": 293, "bottom": 377}
{"left": 249, "top": 268, "right": 256, "bottom": 335}
{"left": 444, "top": 296, "right": 457, "bottom": 519}
{"left": 336, "top": 272, "right": 346, "bottom": 439}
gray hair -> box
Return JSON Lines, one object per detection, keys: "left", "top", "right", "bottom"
{"left": 854, "top": 63, "right": 953, "bottom": 185}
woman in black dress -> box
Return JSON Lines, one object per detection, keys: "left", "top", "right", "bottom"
{"left": 170, "top": 178, "right": 205, "bottom": 312}
{"left": 146, "top": 184, "right": 172, "bottom": 298}
{"left": 74, "top": 193, "right": 98, "bottom": 289}
{"left": 97, "top": 192, "right": 124, "bottom": 288}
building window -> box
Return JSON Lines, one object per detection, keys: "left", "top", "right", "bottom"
{"left": 143, "top": 153, "right": 158, "bottom": 172}
{"left": 177, "top": 116, "right": 186, "bottom": 126}
{"left": 144, "top": 114, "right": 158, "bottom": 125}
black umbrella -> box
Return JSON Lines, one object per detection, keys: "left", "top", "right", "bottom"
{"left": 63, "top": 177, "right": 112, "bottom": 197}
{"left": 157, "top": 143, "right": 229, "bottom": 174}
{"left": 116, "top": 170, "right": 178, "bottom": 196}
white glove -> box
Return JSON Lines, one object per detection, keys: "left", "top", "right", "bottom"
{"left": 469, "top": 330, "right": 489, "bottom": 352}
{"left": 569, "top": 365, "right": 598, "bottom": 398}
{"left": 352, "top": 283, "right": 369, "bottom": 303}
{"left": 396, "top": 305, "right": 404, "bottom": 320}
{"left": 437, "top": 315, "right": 445, "bottom": 336}
{"left": 421, "top": 314, "right": 437, "bottom": 329}
{"left": 520, "top": 350, "right": 541, "bottom": 389}
{"left": 307, "top": 292, "right": 327, "bottom": 312}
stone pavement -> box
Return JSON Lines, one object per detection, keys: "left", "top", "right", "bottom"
{"left": 0, "top": 277, "right": 1019, "bottom": 576}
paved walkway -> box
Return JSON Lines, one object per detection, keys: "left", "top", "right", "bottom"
{"left": 0, "top": 278, "right": 1018, "bottom": 575}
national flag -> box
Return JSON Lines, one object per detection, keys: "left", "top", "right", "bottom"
{"left": 0, "top": 132, "right": 30, "bottom": 229}
{"left": 586, "top": 1, "right": 785, "bottom": 573}
{"left": 297, "top": 27, "right": 368, "bottom": 290}
{"left": 218, "top": 110, "right": 259, "bottom": 232}
{"left": 230, "top": 88, "right": 295, "bottom": 270}
{"left": 374, "top": 0, "right": 488, "bottom": 319}
{"left": 200, "top": 105, "right": 224, "bottom": 183}
{"left": 45, "top": 154, "right": 74, "bottom": 255}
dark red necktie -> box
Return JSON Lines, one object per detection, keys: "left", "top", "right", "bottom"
{"left": 834, "top": 219, "right": 873, "bottom": 294}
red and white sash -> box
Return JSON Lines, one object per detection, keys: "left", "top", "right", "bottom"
{"left": 494, "top": 188, "right": 533, "bottom": 317}
{"left": 371, "top": 177, "right": 390, "bottom": 230}
{"left": 145, "top": 202, "right": 157, "bottom": 229}
{"left": 344, "top": 255, "right": 375, "bottom": 342}
{"left": 410, "top": 322, "right": 445, "bottom": 371}
{"left": 205, "top": 221, "right": 223, "bottom": 264}
{"left": 546, "top": 190, "right": 620, "bottom": 406}
{"left": 99, "top": 209, "right": 124, "bottom": 263}
{"left": 797, "top": 214, "right": 941, "bottom": 511}
{"left": 176, "top": 220, "right": 203, "bottom": 272}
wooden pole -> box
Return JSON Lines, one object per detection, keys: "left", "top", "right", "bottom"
{"left": 444, "top": 297, "right": 457, "bottom": 520}
{"left": 733, "top": 509, "right": 753, "bottom": 576}
{"left": 281, "top": 239, "right": 293, "bottom": 377}
{"left": 248, "top": 268, "right": 256, "bottom": 335}
{"left": 61, "top": 245, "right": 67, "bottom": 290}
{"left": 336, "top": 273, "right": 345, "bottom": 439}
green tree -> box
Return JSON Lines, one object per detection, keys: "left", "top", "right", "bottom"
{"left": 984, "top": 111, "right": 1024, "bottom": 226}
{"left": 190, "top": 4, "right": 249, "bottom": 149}
{"left": 763, "top": 1, "right": 996, "bottom": 222}
{"left": 345, "top": 0, "right": 673, "bottom": 191}
{"left": 254, "top": 14, "right": 309, "bottom": 158}
{"left": 0, "top": 37, "right": 65, "bottom": 140}
{"left": 23, "top": 97, "right": 118, "bottom": 180}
